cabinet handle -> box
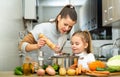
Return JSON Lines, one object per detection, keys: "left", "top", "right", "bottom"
{"left": 104, "top": 10, "right": 108, "bottom": 23}
{"left": 108, "top": 6, "right": 113, "bottom": 21}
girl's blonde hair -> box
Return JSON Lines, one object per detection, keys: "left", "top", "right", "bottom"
{"left": 72, "top": 30, "right": 92, "bottom": 53}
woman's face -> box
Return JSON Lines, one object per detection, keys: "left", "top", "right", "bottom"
{"left": 70, "top": 35, "right": 88, "bottom": 54}
{"left": 57, "top": 15, "right": 76, "bottom": 34}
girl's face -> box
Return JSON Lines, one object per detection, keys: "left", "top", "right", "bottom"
{"left": 57, "top": 15, "right": 76, "bottom": 34}
{"left": 71, "top": 35, "right": 88, "bottom": 54}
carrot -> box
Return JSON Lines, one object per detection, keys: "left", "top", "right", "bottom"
{"left": 70, "top": 63, "right": 77, "bottom": 67}
{"left": 75, "top": 68, "right": 79, "bottom": 75}
{"left": 78, "top": 64, "right": 82, "bottom": 74}
{"left": 70, "top": 64, "right": 77, "bottom": 69}
{"left": 70, "top": 66, "right": 76, "bottom": 69}
{"left": 86, "top": 69, "right": 92, "bottom": 73}
{"left": 81, "top": 67, "right": 92, "bottom": 73}
{"left": 73, "top": 63, "right": 77, "bottom": 66}
{"left": 81, "top": 67, "right": 86, "bottom": 73}
{"left": 74, "top": 58, "right": 78, "bottom": 64}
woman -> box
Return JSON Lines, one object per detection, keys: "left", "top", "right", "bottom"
{"left": 19, "top": 4, "right": 77, "bottom": 65}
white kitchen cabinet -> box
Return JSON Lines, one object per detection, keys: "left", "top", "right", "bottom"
{"left": 23, "top": 0, "right": 37, "bottom": 19}
{"left": 102, "top": 0, "right": 120, "bottom": 26}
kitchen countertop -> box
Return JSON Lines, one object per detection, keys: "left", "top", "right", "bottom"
{"left": 0, "top": 71, "right": 120, "bottom": 77}
{"left": 0, "top": 71, "right": 89, "bottom": 77}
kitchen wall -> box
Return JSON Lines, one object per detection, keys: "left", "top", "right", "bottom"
{"left": 0, "top": 0, "right": 24, "bottom": 71}
{"left": 112, "top": 27, "right": 120, "bottom": 40}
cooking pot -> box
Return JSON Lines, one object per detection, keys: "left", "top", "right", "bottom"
{"left": 49, "top": 53, "right": 79, "bottom": 69}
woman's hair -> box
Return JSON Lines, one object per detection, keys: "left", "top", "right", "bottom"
{"left": 51, "top": 4, "right": 77, "bottom": 33}
{"left": 72, "top": 30, "right": 92, "bottom": 53}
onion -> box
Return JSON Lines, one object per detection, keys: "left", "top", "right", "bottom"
{"left": 37, "top": 68, "right": 45, "bottom": 76}
{"left": 45, "top": 65, "right": 56, "bottom": 76}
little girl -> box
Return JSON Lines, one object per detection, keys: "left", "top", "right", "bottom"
{"left": 70, "top": 30, "right": 95, "bottom": 69}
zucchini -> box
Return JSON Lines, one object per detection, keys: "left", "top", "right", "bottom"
{"left": 14, "top": 66, "right": 23, "bottom": 75}
{"left": 96, "top": 67, "right": 106, "bottom": 71}
{"left": 96, "top": 67, "right": 117, "bottom": 73}
{"left": 14, "top": 69, "right": 23, "bottom": 75}
{"left": 105, "top": 67, "right": 117, "bottom": 73}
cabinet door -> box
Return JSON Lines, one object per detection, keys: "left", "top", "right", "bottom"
{"left": 102, "top": 0, "right": 120, "bottom": 26}
{"left": 102, "top": 0, "right": 109, "bottom": 26}
{"left": 102, "top": 0, "right": 114, "bottom": 26}
{"left": 107, "top": 0, "right": 114, "bottom": 23}
{"left": 118, "top": 0, "right": 120, "bottom": 21}
{"left": 113, "top": 0, "right": 120, "bottom": 22}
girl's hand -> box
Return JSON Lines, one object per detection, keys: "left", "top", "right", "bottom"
{"left": 37, "top": 38, "right": 46, "bottom": 48}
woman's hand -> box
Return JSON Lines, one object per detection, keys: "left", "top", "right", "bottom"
{"left": 25, "top": 38, "right": 46, "bottom": 52}
{"left": 53, "top": 45, "right": 61, "bottom": 53}
{"left": 37, "top": 38, "right": 46, "bottom": 48}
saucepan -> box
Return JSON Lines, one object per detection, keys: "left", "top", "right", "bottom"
{"left": 49, "top": 53, "right": 79, "bottom": 68}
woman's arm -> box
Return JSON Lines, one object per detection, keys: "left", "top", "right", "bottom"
{"left": 19, "top": 33, "right": 45, "bottom": 52}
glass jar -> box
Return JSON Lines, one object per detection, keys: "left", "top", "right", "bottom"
{"left": 23, "top": 63, "right": 31, "bottom": 75}
{"left": 22, "top": 56, "right": 31, "bottom": 75}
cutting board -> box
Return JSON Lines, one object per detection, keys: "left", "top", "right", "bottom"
{"left": 110, "top": 72, "right": 120, "bottom": 76}
{"left": 86, "top": 72, "right": 120, "bottom": 77}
